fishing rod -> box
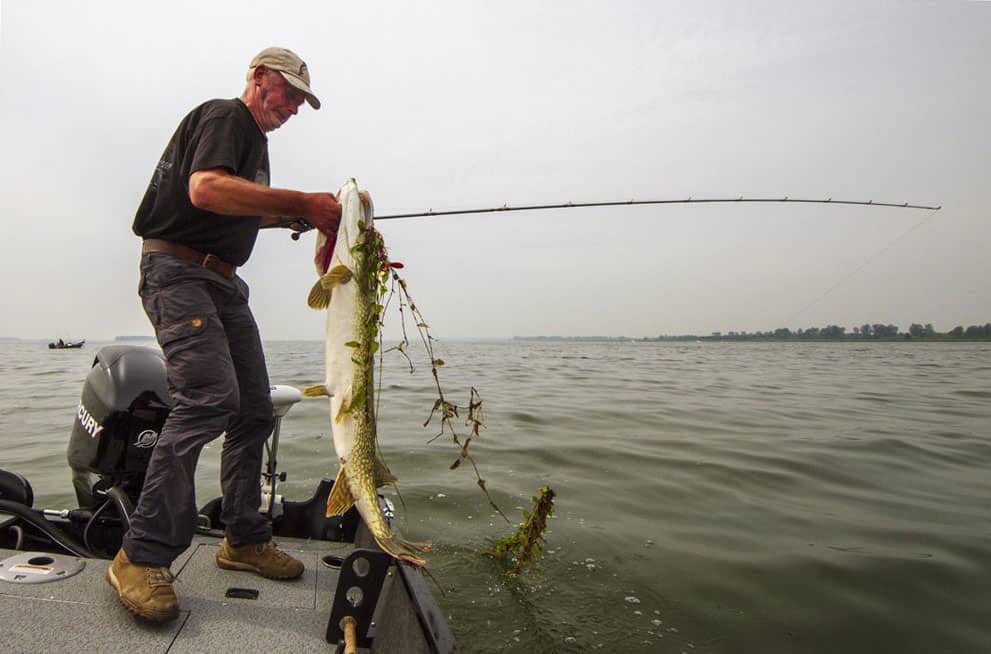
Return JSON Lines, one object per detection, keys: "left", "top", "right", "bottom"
{"left": 377, "top": 196, "right": 941, "bottom": 220}
{"left": 288, "top": 196, "right": 940, "bottom": 239}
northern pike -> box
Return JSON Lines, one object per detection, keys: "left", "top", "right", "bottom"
{"left": 303, "top": 178, "right": 428, "bottom": 566}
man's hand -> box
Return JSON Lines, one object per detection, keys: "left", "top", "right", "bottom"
{"left": 302, "top": 192, "right": 342, "bottom": 235}
{"left": 288, "top": 218, "right": 313, "bottom": 233}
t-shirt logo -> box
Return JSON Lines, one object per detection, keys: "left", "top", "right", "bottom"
{"left": 150, "top": 144, "right": 175, "bottom": 191}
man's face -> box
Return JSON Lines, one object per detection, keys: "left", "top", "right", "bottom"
{"left": 255, "top": 69, "right": 306, "bottom": 132}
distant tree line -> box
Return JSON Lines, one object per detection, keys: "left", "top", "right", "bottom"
{"left": 659, "top": 322, "right": 991, "bottom": 341}
{"left": 514, "top": 323, "right": 991, "bottom": 343}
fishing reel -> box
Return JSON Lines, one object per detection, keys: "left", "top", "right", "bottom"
{"left": 290, "top": 218, "right": 313, "bottom": 240}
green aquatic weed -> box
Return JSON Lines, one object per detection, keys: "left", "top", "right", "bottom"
{"left": 363, "top": 223, "right": 508, "bottom": 522}
{"left": 491, "top": 485, "right": 556, "bottom": 576}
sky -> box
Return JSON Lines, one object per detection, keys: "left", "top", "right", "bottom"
{"left": 1, "top": 1, "right": 987, "bottom": 340}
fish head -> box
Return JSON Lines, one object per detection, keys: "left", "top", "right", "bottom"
{"left": 313, "top": 179, "right": 374, "bottom": 276}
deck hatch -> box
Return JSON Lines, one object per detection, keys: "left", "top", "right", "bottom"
{"left": 0, "top": 552, "right": 86, "bottom": 584}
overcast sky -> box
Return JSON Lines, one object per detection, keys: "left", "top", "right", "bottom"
{"left": 1, "top": 1, "right": 987, "bottom": 340}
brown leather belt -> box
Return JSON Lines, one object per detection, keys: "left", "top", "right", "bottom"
{"left": 142, "top": 239, "right": 236, "bottom": 279}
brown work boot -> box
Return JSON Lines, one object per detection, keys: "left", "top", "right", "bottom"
{"left": 215, "top": 538, "right": 304, "bottom": 580}
{"left": 106, "top": 548, "right": 179, "bottom": 623}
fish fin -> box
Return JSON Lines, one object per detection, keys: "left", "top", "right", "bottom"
{"left": 307, "top": 265, "right": 351, "bottom": 310}
{"left": 301, "top": 384, "right": 331, "bottom": 398}
{"left": 307, "top": 279, "right": 332, "bottom": 309}
{"left": 334, "top": 386, "right": 352, "bottom": 423}
{"left": 373, "top": 534, "right": 431, "bottom": 567}
{"left": 335, "top": 385, "right": 367, "bottom": 423}
{"left": 321, "top": 265, "right": 353, "bottom": 289}
{"left": 325, "top": 467, "right": 356, "bottom": 517}
{"left": 374, "top": 458, "right": 398, "bottom": 487}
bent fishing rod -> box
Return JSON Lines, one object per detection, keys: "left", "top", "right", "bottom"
{"left": 288, "top": 196, "right": 941, "bottom": 239}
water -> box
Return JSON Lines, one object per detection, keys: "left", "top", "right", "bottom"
{"left": 2, "top": 340, "right": 989, "bottom": 652}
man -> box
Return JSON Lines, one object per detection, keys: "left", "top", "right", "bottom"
{"left": 107, "top": 47, "right": 341, "bottom": 623}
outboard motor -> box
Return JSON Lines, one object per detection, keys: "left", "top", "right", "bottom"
{"left": 66, "top": 346, "right": 171, "bottom": 509}
{"left": 60, "top": 345, "right": 354, "bottom": 556}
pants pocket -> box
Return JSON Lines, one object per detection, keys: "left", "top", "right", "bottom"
{"left": 156, "top": 314, "right": 210, "bottom": 357}
{"left": 142, "top": 279, "right": 233, "bottom": 397}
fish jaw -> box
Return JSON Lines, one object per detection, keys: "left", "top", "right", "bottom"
{"left": 313, "top": 229, "right": 330, "bottom": 276}
{"left": 314, "top": 177, "right": 362, "bottom": 277}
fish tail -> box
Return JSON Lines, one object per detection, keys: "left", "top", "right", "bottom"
{"left": 373, "top": 535, "right": 431, "bottom": 567}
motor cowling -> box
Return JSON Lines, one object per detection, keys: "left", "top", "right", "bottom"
{"left": 67, "top": 345, "right": 171, "bottom": 507}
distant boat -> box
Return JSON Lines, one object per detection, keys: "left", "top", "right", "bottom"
{"left": 49, "top": 338, "right": 85, "bottom": 349}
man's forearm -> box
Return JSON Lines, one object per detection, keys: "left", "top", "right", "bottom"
{"left": 189, "top": 169, "right": 307, "bottom": 218}
{"left": 190, "top": 168, "right": 341, "bottom": 234}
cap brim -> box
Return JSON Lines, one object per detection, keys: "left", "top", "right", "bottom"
{"left": 279, "top": 71, "right": 321, "bottom": 110}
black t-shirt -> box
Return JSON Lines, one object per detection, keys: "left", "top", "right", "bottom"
{"left": 132, "top": 98, "right": 270, "bottom": 266}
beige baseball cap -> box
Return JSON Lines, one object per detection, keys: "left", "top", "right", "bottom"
{"left": 248, "top": 47, "right": 321, "bottom": 110}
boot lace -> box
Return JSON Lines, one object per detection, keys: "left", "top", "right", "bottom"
{"left": 256, "top": 541, "right": 291, "bottom": 560}
{"left": 146, "top": 567, "right": 175, "bottom": 588}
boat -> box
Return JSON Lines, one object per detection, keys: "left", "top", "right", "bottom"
{"left": 0, "top": 345, "right": 454, "bottom": 653}
{"left": 48, "top": 338, "right": 85, "bottom": 349}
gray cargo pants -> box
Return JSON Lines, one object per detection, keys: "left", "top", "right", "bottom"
{"left": 122, "top": 252, "right": 274, "bottom": 567}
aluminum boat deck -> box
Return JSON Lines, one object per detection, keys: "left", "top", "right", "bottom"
{"left": 0, "top": 530, "right": 449, "bottom": 653}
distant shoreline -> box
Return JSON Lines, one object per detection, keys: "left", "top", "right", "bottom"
{"left": 515, "top": 322, "right": 991, "bottom": 343}
{"left": 513, "top": 335, "right": 991, "bottom": 343}
{"left": 4, "top": 334, "right": 989, "bottom": 345}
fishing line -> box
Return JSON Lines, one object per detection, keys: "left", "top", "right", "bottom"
{"left": 781, "top": 209, "right": 941, "bottom": 327}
